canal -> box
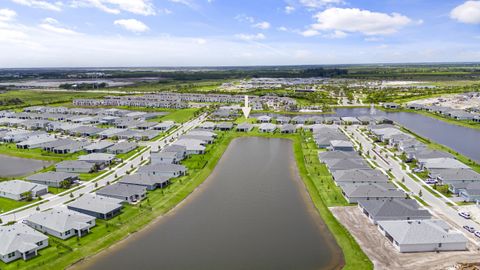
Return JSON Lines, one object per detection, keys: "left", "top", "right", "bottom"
{"left": 76, "top": 137, "right": 343, "bottom": 270}
{"left": 334, "top": 108, "right": 480, "bottom": 162}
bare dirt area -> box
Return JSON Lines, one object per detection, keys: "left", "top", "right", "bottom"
{"left": 330, "top": 206, "right": 480, "bottom": 270}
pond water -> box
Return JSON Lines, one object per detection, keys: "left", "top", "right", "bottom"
{"left": 334, "top": 108, "right": 480, "bottom": 162}
{"left": 0, "top": 154, "right": 52, "bottom": 177}
{"left": 76, "top": 137, "right": 343, "bottom": 270}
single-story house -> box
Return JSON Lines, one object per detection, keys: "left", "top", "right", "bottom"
{"left": 199, "top": 122, "right": 216, "bottom": 130}
{"left": 55, "top": 160, "right": 97, "bottom": 173}
{"left": 118, "top": 174, "right": 171, "bottom": 190}
{"left": 377, "top": 219, "right": 467, "bottom": 253}
{"left": 172, "top": 139, "right": 206, "bottom": 155}
{"left": 216, "top": 122, "right": 234, "bottom": 131}
{"left": 257, "top": 115, "right": 272, "bottom": 123}
{"left": 280, "top": 124, "right": 296, "bottom": 134}
{"left": 236, "top": 123, "right": 254, "bottom": 132}
{"left": 78, "top": 153, "right": 116, "bottom": 168}
{"left": 329, "top": 140, "right": 355, "bottom": 152}
{"left": 96, "top": 183, "right": 147, "bottom": 204}
{"left": 84, "top": 141, "right": 115, "bottom": 153}
{"left": 24, "top": 208, "right": 96, "bottom": 240}
{"left": 323, "top": 158, "right": 371, "bottom": 172}
{"left": 0, "top": 223, "right": 49, "bottom": 263}
{"left": 258, "top": 123, "right": 276, "bottom": 133}
{"left": 69, "top": 126, "right": 104, "bottom": 137}
{"left": 67, "top": 194, "right": 123, "bottom": 219}
{"left": 358, "top": 198, "right": 431, "bottom": 224}
{"left": 383, "top": 102, "right": 399, "bottom": 109}
{"left": 318, "top": 150, "right": 362, "bottom": 162}
{"left": 419, "top": 158, "right": 470, "bottom": 170}
{"left": 332, "top": 169, "right": 389, "bottom": 185}
{"left": 0, "top": 180, "right": 48, "bottom": 201}
{"left": 106, "top": 141, "right": 137, "bottom": 154}
{"left": 151, "top": 151, "right": 180, "bottom": 164}
{"left": 340, "top": 183, "right": 405, "bottom": 203}
{"left": 459, "top": 182, "right": 480, "bottom": 202}
{"left": 162, "top": 145, "right": 187, "bottom": 160}
{"left": 429, "top": 168, "right": 480, "bottom": 186}
{"left": 137, "top": 164, "right": 187, "bottom": 178}
{"left": 26, "top": 171, "right": 79, "bottom": 188}
{"left": 52, "top": 140, "right": 90, "bottom": 154}
{"left": 153, "top": 121, "right": 175, "bottom": 131}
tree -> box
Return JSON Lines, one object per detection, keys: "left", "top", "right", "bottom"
{"left": 418, "top": 190, "right": 423, "bottom": 197}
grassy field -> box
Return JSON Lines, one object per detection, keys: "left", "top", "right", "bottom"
{"left": 157, "top": 108, "right": 201, "bottom": 123}
{"left": 0, "top": 143, "right": 83, "bottom": 162}
{"left": 0, "top": 197, "right": 39, "bottom": 213}
{"left": 0, "top": 90, "right": 107, "bottom": 111}
{"left": 0, "top": 129, "right": 371, "bottom": 270}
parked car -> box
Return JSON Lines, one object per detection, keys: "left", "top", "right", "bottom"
{"left": 475, "top": 231, "right": 480, "bottom": 238}
{"left": 425, "top": 179, "right": 438, "bottom": 185}
{"left": 459, "top": 211, "right": 471, "bottom": 219}
{"left": 463, "top": 225, "right": 475, "bottom": 233}
{"left": 413, "top": 168, "right": 423, "bottom": 173}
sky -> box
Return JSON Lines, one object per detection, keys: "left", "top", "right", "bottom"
{"left": 0, "top": 0, "right": 479, "bottom": 67}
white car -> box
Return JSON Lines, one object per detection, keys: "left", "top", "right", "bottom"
{"left": 474, "top": 231, "right": 480, "bottom": 238}
{"left": 459, "top": 211, "right": 471, "bottom": 219}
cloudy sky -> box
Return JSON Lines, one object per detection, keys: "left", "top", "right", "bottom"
{"left": 0, "top": 0, "right": 479, "bottom": 67}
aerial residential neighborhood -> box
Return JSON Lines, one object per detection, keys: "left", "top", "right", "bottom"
{"left": 1, "top": 0, "right": 480, "bottom": 269}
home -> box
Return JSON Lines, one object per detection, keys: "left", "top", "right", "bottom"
{"left": 26, "top": 171, "right": 79, "bottom": 188}
{"left": 118, "top": 174, "right": 171, "bottom": 190}
{"left": 136, "top": 121, "right": 157, "bottom": 130}
{"left": 383, "top": 102, "right": 399, "bottom": 109}
{"left": 55, "top": 160, "right": 97, "bottom": 173}
{"left": 258, "top": 123, "right": 276, "bottom": 133}
{"left": 458, "top": 182, "right": 480, "bottom": 202}
{"left": 151, "top": 151, "right": 180, "bottom": 164}
{"left": 153, "top": 121, "right": 175, "bottom": 131}
{"left": 0, "top": 180, "right": 48, "bottom": 201}
{"left": 291, "top": 116, "right": 308, "bottom": 124}
{"left": 358, "top": 198, "right": 431, "bottom": 224}
{"left": 340, "top": 182, "right": 405, "bottom": 203}
{"left": 162, "top": 144, "right": 187, "bottom": 160}
{"left": 96, "top": 183, "right": 147, "bottom": 204}
{"left": 134, "top": 130, "right": 161, "bottom": 141}
{"left": 0, "top": 223, "right": 49, "bottom": 263}
{"left": 52, "top": 140, "right": 91, "bottom": 154}
{"left": 341, "top": 117, "right": 360, "bottom": 125}
{"left": 172, "top": 139, "right": 206, "bottom": 155}
{"left": 329, "top": 140, "right": 355, "bottom": 152}
{"left": 332, "top": 169, "right": 389, "bottom": 185}
{"left": 377, "top": 219, "right": 467, "bottom": 253}
{"left": 280, "top": 124, "right": 296, "bottom": 134}
{"left": 106, "top": 141, "right": 137, "bottom": 154}
{"left": 236, "top": 123, "right": 254, "bottom": 132}
{"left": 199, "top": 122, "right": 216, "bottom": 130}
{"left": 24, "top": 208, "right": 96, "bottom": 240}
{"left": 323, "top": 158, "right": 371, "bottom": 172}
{"left": 69, "top": 126, "right": 104, "bottom": 137}
{"left": 180, "top": 135, "right": 214, "bottom": 144}
{"left": 215, "top": 122, "right": 234, "bottom": 131}
{"left": 276, "top": 116, "right": 291, "bottom": 124}
{"left": 429, "top": 168, "right": 480, "bottom": 186}
{"left": 78, "top": 153, "right": 116, "bottom": 169}
{"left": 256, "top": 115, "right": 272, "bottom": 123}
{"left": 418, "top": 158, "right": 470, "bottom": 170}
{"left": 186, "top": 129, "right": 217, "bottom": 138}
{"left": 356, "top": 116, "right": 374, "bottom": 125}
{"left": 16, "top": 135, "right": 57, "bottom": 149}
{"left": 84, "top": 141, "right": 115, "bottom": 153}
{"left": 137, "top": 164, "right": 187, "bottom": 178}
{"left": 318, "top": 150, "right": 362, "bottom": 162}
{"left": 67, "top": 194, "right": 123, "bottom": 219}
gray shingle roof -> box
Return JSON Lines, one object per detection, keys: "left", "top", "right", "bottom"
{"left": 358, "top": 198, "right": 431, "bottom": 220}
{"left": 25, "top": 208, "right": 95, "bottom": 232}
{"left": 97, "top": 183, "right": 146, "bottom": 198}
{"left": 0, "top": 223, "right": 48, "bottom": 256}
{"left": 68, "top": 194, "right": 123, "bottom": 215}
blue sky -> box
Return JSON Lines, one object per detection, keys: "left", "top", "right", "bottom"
{"left": 0, "top": 0, "right": 479, "bottom": 67}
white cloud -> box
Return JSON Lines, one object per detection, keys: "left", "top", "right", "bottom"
{"left": 168, "top": 0, "right": 197, "bottom": 9}
{"left": 11, "top": 0, "right": 63, "bottom": 11}
{"left": 235, "top": 33, "right": 266, "bottom": 41}
{"left": 70, "top": 0, "right": 155, "bottom": 16}
{"left": 39, "top": 17, "right": 79, "bottom": 35}
{"left": 114, "top": 19, "right": 149, "bottom": 33}
{"left": 277, "top": 26, "right": 288, "bottom": 31}
{"left": 301, "top": 29, "right": 319, "bottom": 37}
{"left": 307, "top": 7, "right": 412, "bottom": 36}
{"left": 253, "top": 21, "right": 270, "bottom": 30}
{"left": 285, "top": 5, "right": 295, "bottom": 14}
{"left": 0, "top": 9, "right": 17, "bottom": 22}
{"left": 299, "top": 0, "right": 343, "bottom": 9}
{"left": 235, "top": 14, "right": 255, "bottom": 23}
{"left": 451, "top": 1, "right": 480, "bottom": 24}
{"left": 158, "top": 8, "right": 172, "bottom": 15}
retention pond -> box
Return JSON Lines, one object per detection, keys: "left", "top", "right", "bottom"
{"left": 76, "top": 137, "right": 343, "bottom": 270}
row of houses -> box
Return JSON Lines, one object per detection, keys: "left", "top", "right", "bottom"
{"left": 254, "top": 114, "right": 393, "bottom": 126}
{"left": 367, "top": 124, "right": 480, "bottom": 203}
{"left": 406, "top": 103, "right": 480, "bottom": 122}
{"left": 73, "top": 93, "right": 297, "bottom": 111}
{"left": 316, "top": 127, "right": 467, "bottom": 253}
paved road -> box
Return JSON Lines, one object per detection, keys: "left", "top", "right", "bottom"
{"left": 344, "top": 125, "right": 480, "bottom": 246}
{"left": 0, "top": 113, "right": 208, "bottom": 224}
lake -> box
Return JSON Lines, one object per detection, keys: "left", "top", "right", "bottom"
{"left": 334, "top": 108, "right": 480, "bottom": 162}
{"left": 75, "top": 137, "right": 344, "bottom": 270}
{"left": 0, "top": 154, "right": 52, "bottom": 177}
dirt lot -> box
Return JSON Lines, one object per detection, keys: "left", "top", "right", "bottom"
{"left": 330, "top": 206, "right": 480, "bottom": 270}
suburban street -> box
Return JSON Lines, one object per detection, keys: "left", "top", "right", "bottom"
{"left": 0, "top": 113, "right": 208, "bottom": 224}
{"left": 344, "top": 125, "right": 480, "bottom": 246}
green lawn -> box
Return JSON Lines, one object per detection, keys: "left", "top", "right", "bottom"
{"left": 0, "top": 143, "right": 84, "bottom": 162}
{"left": 156, "top": 108, "right": 201, "bottom": 123}
{"left": 0, "top": 197, "right": 38, "bottom": 213}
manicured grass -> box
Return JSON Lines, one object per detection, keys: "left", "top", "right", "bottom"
{"left": 158, "top": 108, "right": 200, "bottom": 123}
{"left": 395, "top": 181, "right": 410, "bottom": 192}
{"left": 422, "top": 185, "right": 442, "bottom": 198}
{"left": 413, "top": 195, "right": 430, "bottom": 207}
{"left": 0, "top": 197, "right": 38, "bottom": 213}
{"left": 116, "top": 146, "right": 146, "bottom": 161}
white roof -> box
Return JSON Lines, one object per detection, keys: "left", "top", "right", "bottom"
{"left": 68, "top": 194, "right": 123, "bottom": 215}
{"left": 25, "top": 208, "right": 95, "bottom": 232}
{"left": 420, "top": 158, "right": 470, "bottom": 169}
{"left": 0, "top": 223, "right": 48, "bottom": 255}
{"left": 0, "top": 180, "right": 47, "bottom": 196}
